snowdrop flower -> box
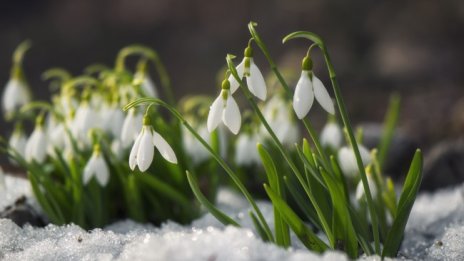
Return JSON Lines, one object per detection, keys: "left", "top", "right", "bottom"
{"left": 235, "top": 132, "right": 261, "bottom": 166}
{"left": 25, "top": 118, "right": 48, "bottom": 164}
{"left": 228, "top": 45, "right": 267, "bottom": 101}
{"left": 121, "top": 108, "right": 144, "bottom": 148}
{"left": 129, "top": 115, "right": 177, "bottom": 172}
{"left": 182, "top": 125, "right": 211, "bottom": 164}
{"left": 261, "top": 95, "right": 300, "bottom": 145}
{"left": 207, "top": 79, "right": 241, "bottom": 134}
{"left": 111, "top": 140, "right": 124, "bottom": 159}
{"left": 9, "top": 126, "right": 27, "bottom": 159}
{"left": 135, "top": 72, "right": 158, "bottom": 98}
{"left": 320, "top": 120, "right": 343, "bottom": 150}
{"left": 2, "top": 78, "right": 31, "bottom": 117}
{"left": 83, "top": 145, "right": 109, "bottom": 186}
{"left": 337, "top": 144, "right": 372, "bottom": 178}
{"left": 72, "top": 101, "right": 99, "bottom": 147}
{"left": 293, "top": 56, "right": 335, "bottom": 119}
{"left": 355, "top": 172, "right": 378, "bottom": 201}
{"left": 100, "top": 103, "right": 125, "bottom": 138}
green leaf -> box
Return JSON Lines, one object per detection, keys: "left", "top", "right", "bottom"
{"left": 257, "top": 143, "right": 290, "bottom": 247}
{"left": 250, "top": 211, "right": 271, "bottom": 242}
{"left": 264, "top": 184, "right": 329, "bottom": 252}
{"left": 318, "top": 167, "right": 358, "bottom": 258}
{"left": 186, "top": 171, "right": 240, "bottom": 227}
{"left": 382, "top": 149, "right": 423, "bottom": 257}
{"left": 378, "top": 94, "right": 401, "bottom": 171}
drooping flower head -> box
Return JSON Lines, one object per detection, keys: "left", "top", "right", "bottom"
{"left": 337, "top": 144, "right": 372, "bottom": 178}
{"left": 25, "top": 115, "right": 48, "bottom": 164}
{"left": 207, "top": 79, "right": 241, "bottom": 135}
{"left": 228, "top": 43, "right": 267, "bottom": 101}
{"left": 293, "top": 55, "right": 335, "bottom": 119}
{"left": 83, "top": 144, "right": 110, "bottom": 186}
{"left": 320, "top": 118, "right": 343, "bottom": 150}
{"left": 2, "top": 41, "right": 32, "bottom": 119}
{"left": 9, "top": 123, "right": 27, "bottom": 161}
{"left": 129, "top": 114, "right": 177, "bottom": 172}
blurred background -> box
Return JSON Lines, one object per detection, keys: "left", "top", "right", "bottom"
{"left": 1, "top": 0, "right": 464, "bottom": 187}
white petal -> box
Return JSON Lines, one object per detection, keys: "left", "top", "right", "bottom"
{"left": 337, "top": 147, "right": 358, "bottom": 178}
{"left": 320, "top": 122, "right": 343, "bottom": 149}
{"left": 33, "top": 129, "right": 48, "bottom": 163}
{"left": 2, "top": 79, "right": 30, "bottom": 114}
{"left": 136, "top": 127, "right": 154, "bottom": 172}
{"left": 358, "top": 145, "right": 372, "bottom": 166}
{"left": 246, "top": 61, "right": 267, "bottom": 101}
{"left": 293, "top": 71, "right": 314, "bottom": 119}
{"left": 228, "top": 60, "right": 245, "bottom": 93}
{"left": 207, "top": 95, "right": 224, "bottom": 133}
{"left": 141, "top": 75, "right": 158, "bottom": 98}
{"left": 312, "top": 75, "right": 335, "bottom": 115}
{"left": 153, "top": 131, "right": 177, "bottom": 164}
{"left": 9, "top": 132, "right": 27, "bottom": 159}
{"left": 83, "top": 155, "right": 97, "bottom": 185}
{"left": 121, "top": 109, "right": 138, "bottom": 148}
{"left": 222, "top": 95, "right": 241, "bottom": 135}
{"left": 95, "top": 156, "right": 110, "bottom": 186}
{"left": 356, "top": 175, "right": 378, "bottom": 200}
{"left": 129, "top": 130, "right": 143, "bottom": 170}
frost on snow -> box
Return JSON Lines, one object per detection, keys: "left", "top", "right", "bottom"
{"left": 1, "top": 175, "right": 464, "bottom": 261}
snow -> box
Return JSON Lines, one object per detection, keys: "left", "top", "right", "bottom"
{"left": 1, "top": 174, "right": 464, "bottom": 261}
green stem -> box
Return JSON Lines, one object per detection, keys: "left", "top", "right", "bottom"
{"left": 247, "top": 22, "right": 331, "bottom": 171}
{"left": 226, "top": 54, "right": 334, "bottom": 246}
{"left": 124, "top": 97, "right": 274, "bottom": 241}
{"left": 116, "top": 45, "right": 175, "bottom": 105}
{"left": 283, "top": 31, "right": 381, "bottom": 254}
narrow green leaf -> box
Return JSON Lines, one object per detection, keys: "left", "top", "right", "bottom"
{"left": 382, "top": 149, "right": 423, "bottom": 257}
{"left": 378, "top": 94, "right": 401, "bottom": 170}
{"left": 250, "top": 211, "right": 271, "bottom": 242}
{"left": 257, "top": 143, "right": 290, "bottom": 247}
{"left": 186, "top": 171, "right": 240, "bottom": 227}
{"left": 264, "top": 184, "right": 329, "bottom": 252}
{"left": 319, "top": 167, "right": 358, "bottom": 258}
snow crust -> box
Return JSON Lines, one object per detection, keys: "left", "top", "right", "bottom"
{"left": 1, "top": 175, "right": 463, "bottom": 261}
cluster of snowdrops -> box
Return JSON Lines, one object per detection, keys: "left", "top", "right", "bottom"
{"left": 0, "top": 23, "right": 422, "bottom": 259}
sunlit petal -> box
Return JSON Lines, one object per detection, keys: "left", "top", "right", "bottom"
{"left": 136, "top": 127, "right": 154, "bottom": 172}
{"left": 246, "top": 61, "right": 267, "bottom": 101}
{"left": 228, "top": 60, "right": 245, "bottom": 93}
{"left": 207, "top": 95, "right": 224, "bottom": 133}
{"left": 129, "top": 130, "right": 143, "bottom": 170}
{"left": 153, "top": 131, "right": 177, "bottom": 164}
{"left": 223, "top": 95, "right": 241, "bottom": 135}
{"left": 312, "top": 75, "right": 335, "bottom": 115}
{"left": 293, "top": 71, "right": 314, "bottom": 119}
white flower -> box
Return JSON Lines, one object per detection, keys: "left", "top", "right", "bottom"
{"left": 9, "top": 130, "right": 27, "bottom": 159}
{"left": 261, "top": 95, "right": 300, "bottom": 145}
{"left": 72, "top": 102, "right": 99, "bottom": 147}
{"left": 2, "top": 79, "right": 31, "bottom": 117}
{"left": 235, "top": 133, "right": 261, "bottom": 166}
{"left": 182, "top": 125, "right": 210, "bottom": 164}
{"left": 25, "top": 125, "right": 48, "bottom": 163}
{"left": 207, "top": 83, "right": 241, "bottom": 135}
{"left": 337, "top": 145, "right": 372, "bottom": 178}
{"left": 355, "top": 173, "right": 378, "bottom": 201}
{"left": 83, "top": 147, "right": 110, "bottom": 186}
{"left": 320, "top": 121, "right": 343, "bottom": 150}
{"left": 129, "top": 124, "right": 177, "bottom": 172}
{"left": 100, "top": 104, "right": 125, "bottom": 138}
{"left": 293, "top": 70, "right": 335, "bottom": 119}
{"left": 228, "top": 47, "right": 267, "bottom": 101}
{"left": 121, "top": 108, "right": 143, "bottom": 148}
{"left": 135, "top": 72, "right": 158, "bottom": 98}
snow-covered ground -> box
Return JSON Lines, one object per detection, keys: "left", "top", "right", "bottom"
{"left": 1, "top": 174, "right": 463, "bottom": 261}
